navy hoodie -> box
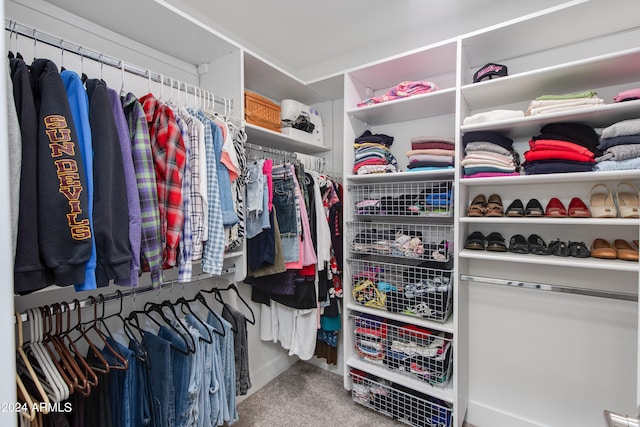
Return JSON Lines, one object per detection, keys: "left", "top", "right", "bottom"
{"left": 85, "top": 79, "right": 131, "bottom": 287}
{"left": 10, "top": 55, "right": 50, "bottom": 294}
{"left": 30, "top": 58, "right": 92, "bottom": 287}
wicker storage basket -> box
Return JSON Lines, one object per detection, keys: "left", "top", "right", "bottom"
{"left": 244, "top": 91, "right": 281, "bottom": 132}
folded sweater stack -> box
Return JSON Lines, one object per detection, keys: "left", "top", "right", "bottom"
{"left": 525, "top": 90, "right": 605, "bottom": 117}
{"left": 523, "top": 122, "right": 598, "bottom": 175}
{"left": 461, "top": 131, "right": 520, "bottom": 178}
{"left": 353, "top": 130, "right": 398, "bottom": 175}
{"left": 406, "top": 136, "right": 454, "bottom": 172}
{"left": 596, "top": 118, "right": 640, "bottom": 171}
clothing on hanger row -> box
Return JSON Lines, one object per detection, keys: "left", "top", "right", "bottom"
{"left": 15, "top": 284, "right": 254, "bottom": 426}
{"left": 241, "top": 146, "right": 344, "bottom": 364}
{"left": 8, "top": 22, "right": 248, "bottom": 295}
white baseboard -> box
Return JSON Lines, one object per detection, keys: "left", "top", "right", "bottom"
{"left": 466, "top": 401, "right": 549, "bottom": 427}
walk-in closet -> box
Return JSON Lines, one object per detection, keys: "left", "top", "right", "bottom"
{"left": 2, "top": 0, "right": 639, "bottom": 426}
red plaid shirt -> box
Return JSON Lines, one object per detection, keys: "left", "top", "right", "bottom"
{"left": 139, "top": 94, "right": 186, "bottom": 267}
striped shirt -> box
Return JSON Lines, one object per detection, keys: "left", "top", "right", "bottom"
{"left": 122, "top": 93, "right": 163, "bottom": 287}
{"left": 140, "top": 94, "right": 186, "bottom": 268}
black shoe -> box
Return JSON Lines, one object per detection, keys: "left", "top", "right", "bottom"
{"left": 486, "top": 232, "right": 508, "bottom": 252}
{"left": 528, "top": 234, "right": 552, "bottom": 255}
{"left": 549, "top": 239, "right": 570, "bottom": 257}
{"left": 505, "top": 199, "right": 524, "bottom": 217}
{"left": 464, "top": 231, "right": 486, "bottom": 250}
{"left": 525, "top": 199, "right": 545, "bottom": 217}
{"left": 568, "top": 241, "right": 590, "bottom": 258}
{"left": 508, "top": 234, "right": 529, "bottom": 254}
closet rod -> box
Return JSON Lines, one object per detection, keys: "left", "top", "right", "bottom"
{"left": 245, "top": 142, "right": 298, "bottom": 159}
{"left": 16, "top": 265, "right": 237, "bottom": 323}
{"left": 460, "top": 274, "right": 637, "bottom": 302}
{"left": 4, "top": 19, "right": 229, "bottom": 108}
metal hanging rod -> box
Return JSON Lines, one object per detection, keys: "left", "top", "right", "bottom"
{"left": 16, "top": 265, "right": 237, "bottom": 323}
{"left": 460, "top": 274, "right": 637, "bottom": 302}
{"left": 5, "top": 19, "right": 230, "bottom": 108}
{"left": 245, "top": 142, "right": 297, "bottom": 159}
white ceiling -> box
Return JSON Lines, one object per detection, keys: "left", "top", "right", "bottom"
{"left": 39, "top": 0, "right": 571, "bottom": 82}
{"left": 164, "top": 0, "right": 571, "bottom": 81}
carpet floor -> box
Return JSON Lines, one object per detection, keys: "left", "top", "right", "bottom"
{"left": 233, "top": 361, "right": 405, "bottom": 427}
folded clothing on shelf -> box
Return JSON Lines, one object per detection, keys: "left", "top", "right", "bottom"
{"left": 597, "top": 118, "right": 640, "bottom": 170}
{"left": 525, "top": 90, "right": 605, "bottom": 116}
{"left": 353, "top": 130, "right": 398, "bottom": 175}
{"left": 357, "top": 80, "right": 439, "bottom": 107}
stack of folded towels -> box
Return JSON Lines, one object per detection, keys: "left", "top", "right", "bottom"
{"left": 461, "top": 130, "right": 520, "bottom": 178}
{"left": 525, "top": 90, "right": 605, "bottom": 116}
{"left": 353, "top": 130, "right": 398, "bottom": 175}
{"left": 405, "top": 136, "right": 455, "bottom": 172}
{"left": 523, "top": 122, "right": 598, "bottom": 174}
{"left": 596, "top": 118, "right": 640, "bottom": 171}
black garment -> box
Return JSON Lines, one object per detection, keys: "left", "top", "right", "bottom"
{"left": 246, "top": 210, "right": 276, "bottom": 270}
{"left": 222, "top": 304, "right": 252, "bottom": 396}
{"left": 355, "top": 129, "right": 395, "bottom": 147}
{"left": 462, "top": 130, "right": 514, "bottom": 149}
{"left": 85, "top": 79, "right": 131, "bottom": 287}
{"left": 31, "top": 58, "right": 92, "bottom": 286}
{"left": 10, "top": 55, "right": 52, "bottom": 294}
{"left": 532, "top": 122, "right": 599, "bottom": 153}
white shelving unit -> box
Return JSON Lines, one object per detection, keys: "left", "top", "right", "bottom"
{"left": 342, "top": 36, "right": 464, "bottom": 427}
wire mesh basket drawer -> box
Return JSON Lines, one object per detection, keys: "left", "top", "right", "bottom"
{"left": 347, "top": 220, "right": 453, "bottom": 263}
{"left": 349, "top": 180, "right": 453, "bottom": 217}
{"left": 350, "top": 369, "right": 453, "bottom": 427}
{"left": 350, "top": 312, "right": 453, "bottom": 388}
{"left": 349, "top": 256, "right": 453, "bottom": 322}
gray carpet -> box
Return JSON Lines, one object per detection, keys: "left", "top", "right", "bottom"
{"left": 234, "top": 361, "right": 405, "bottom": 427}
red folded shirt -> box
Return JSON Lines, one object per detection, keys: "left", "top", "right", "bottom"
{"left": 524, "top": 149, "right": 595, "bottom": 163}
{"left": 528, "top": 139, "right": 594, "bottom": 156}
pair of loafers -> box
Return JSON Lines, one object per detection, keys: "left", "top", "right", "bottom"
{"left": 591, "top": 238, "right": 639, "bottom": 261}
{"left": 505, "top": 199, "right": 544, "bottom": 217}
{"left": 464, "top": 231, "right": 507, "bottom": 251}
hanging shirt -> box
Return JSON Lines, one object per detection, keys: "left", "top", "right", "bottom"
{"left": 108, "top": 87, "right": 142, "bottom": 287}
{"left": 122, "top": 93, "right": 163, "bottom": 287}
{"left": 6, "top": 63, "right": 21, "bottom": 262}
{"left": 170, "top": 107, "right": 193, "bottom": 282}
{"left": 192, "top": 110, "right": 225, "bottom": 275}
{"left": 139, "top": 93, "right": 186, "bottom": 268}
{"left": 61, "top": 70, "right": 97, "bottom": 291}
{"left": 85, "top": 78, "right": 131, "bottom": 287}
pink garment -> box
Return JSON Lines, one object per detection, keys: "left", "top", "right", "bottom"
{"left": 358, "top": 80, "right": 439, "bottom": 107}
{"left": 263, "top": 159, "right": 273, "bottom": 212}
{"left": 405, "top": 149, "right": 455, "bottom": 157}
{"left": 463, "top": 172, "right": 521, "bottom": 178}
{"left": 613, "top": 88, "right": 640, "bottom": 103}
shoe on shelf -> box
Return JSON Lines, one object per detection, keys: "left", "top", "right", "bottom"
{"left": 467, "top": 194, "right": 486, "bottom": 217}
{"left": 568, "top": 197, "right": 591, "bottom": 218}
{"left": 545, "top": 198, "right": 567, "bottom": 217}
{"left": 568, "top": 241, "right": 590, "bottom": 258}
{"left": 590, "top": 238, "right": 617, "bottom": 259}
{"left": 486, "top": 232, "right": 508, "bottom": 252}
{"left": 524, "top": 199, "right": 545, "bottom": 217}
{"left": 616, "top": 181, "right": 640, "bottom": 218}
{"left": 549, "top": 239, "right": 570, "bottom": 257}
{"left": 485, "top": 194, "right": 504, "bottom": 217}
{"left": 527, "top": 234, "right": 552, "bottom": 255}
{"left": 464, "top": 231, "right": 486, "bottom": 250}
{"left": 590, "top": 184, "right": 617, "bottom": 218}
{"left": 505, "top": 199, "right": 524, "bottom": 217}
{"left": 613, "top": 239, "right": 639, "bottom": 261}
{"left": 508, "top": 234, "right": 529, "bottom": 254}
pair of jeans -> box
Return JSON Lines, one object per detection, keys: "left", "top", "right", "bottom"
{"left": 246, "top": 163, "right": 270, "bottom": 239}
{"left": 158, "top": 326, "right": 194, "bottom": 427}
{"left": 128, "top": 338, "right": 152, "bottom": 427}
{"left": 185, "top": 313, "right": 218, "bottom": 427}
{"left": 207, "top": 312, "right": 238, "bottom": 425}
{"left": 105, "top": 337, "right": 139, "bottom": 427}
{"left": 272, "top": 173, "right": 298, "bottom": 236}
{"left": 143, "top": 331, "right": 175, "bottom": 427}
{"left": 222, "top": 304, "right": 252, "bottom": 396}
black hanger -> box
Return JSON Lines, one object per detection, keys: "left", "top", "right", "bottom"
{"left": 205, "top": 284, "right": 256, "bottom": 325}
{"left": 102, "top": 290, "right": 144, "bottom": 353}
{"left": 80, "top": 297, "right": 128, "bottom": 371}
{"left": 173, "top": 296, "right": 215, "bottom": 342}
{"left": 137, "top": 301, "right": 194, "bottom": 355}
{"left": 181, "top": 293, "right": 226, "bottom": 338}
{"left": 204, "top": 289, "right": 238, "bottom": 333}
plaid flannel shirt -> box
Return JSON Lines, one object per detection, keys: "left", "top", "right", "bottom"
{"left": 122, "top": 93, "right": 163, "bottom": 287}
{"left": 139, "top": 94, "right": 186, "bottom": 268}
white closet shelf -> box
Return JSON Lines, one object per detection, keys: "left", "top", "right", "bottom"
{"left": 346, "top": 88, "right": 456, "bottom": 125}
{"left": 460, "top": 217, "right": 640, "bottom": 226}
{"left": 460, "top": 170, "right": 640, "bottom": 187}
{"left": 346, "top": 358, "right": 454, "bottom": 403}
{"left": 461, "top": 47, "right": 640, "bottom": 111}
{"left": 245, "top": 123, "right": 329, "bottom": 155}
{"left": 460, "top": 100, "right": 640, "bottom": 140}
{"left": 459, "top": 249, "right": 639, "bottom": 272}
{"left": 346, "top": 303, "right": 454, "bottom": 334}
{"left": 346, "top": 169, "right": 454, "bottom": 183}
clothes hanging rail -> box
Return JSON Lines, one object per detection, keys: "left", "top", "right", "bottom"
{"left": 245, "top": 142, "right": 297, "bottom": 160}
{"left": 4, "top": 19, "right": 230, "bottom": 109}
{"left": 16, "top": 265, "right": 237, "bottom": 323}
{"left": 460, "top": 274, "right": 637, "bottom": 302}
